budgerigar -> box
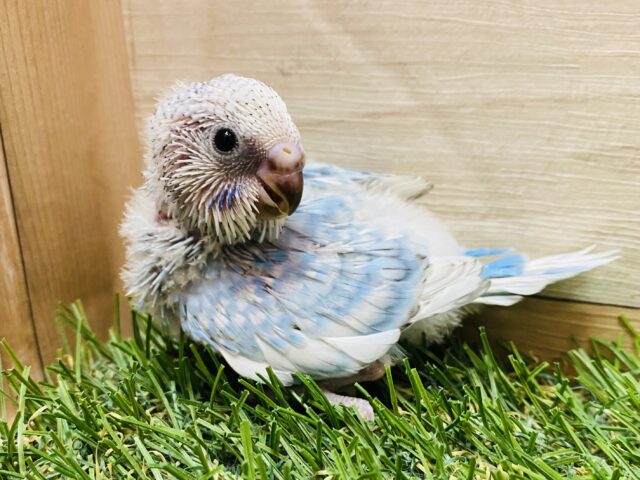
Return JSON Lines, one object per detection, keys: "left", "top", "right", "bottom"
{"left": 121, "top": 74, "right": 616, "bottom": 419}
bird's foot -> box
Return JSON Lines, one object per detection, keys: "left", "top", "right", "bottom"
{"left": 323, "top": 390, "right": 374, "bottom": 421}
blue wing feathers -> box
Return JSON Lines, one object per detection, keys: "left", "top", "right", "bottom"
{"left": 179, "top": 192, "right": 427, "bottom": 378}
{"left": 302, "top": 163, "right": 371, "bottom": 183}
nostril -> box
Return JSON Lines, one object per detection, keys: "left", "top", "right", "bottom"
{"left": 266, "top": 142, "right": 305, "bottom": 173}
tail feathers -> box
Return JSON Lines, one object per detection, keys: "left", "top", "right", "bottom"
{"left": 474, "top": 294, "right": 523, "bottom": 306}
{"left": 468, "top": 245, "right": 619, "bottom": 306}
{"left": 412, "top": 256, "right": 489, "bottom": 320}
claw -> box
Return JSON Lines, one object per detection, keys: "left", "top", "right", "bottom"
{"left": 323, "top": 390, "right": 375, "bottom": 421}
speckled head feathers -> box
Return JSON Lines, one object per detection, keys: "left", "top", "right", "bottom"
{"left": 145, "top": 74, "right": 303, "bottom": 244}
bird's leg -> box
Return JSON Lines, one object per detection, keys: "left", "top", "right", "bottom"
{"left": 319, "top": 361, "right": 386, "bottom": 391}
{"left": 318, "top": 361, "right": 385, "bottom": 420}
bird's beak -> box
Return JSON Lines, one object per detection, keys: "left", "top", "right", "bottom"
{"left": 256, "top": 142, "right": 305, "bottom": 219}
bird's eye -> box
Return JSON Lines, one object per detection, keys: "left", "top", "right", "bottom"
{"left": 213, "top": 128, "right": 238, "bottom": 153}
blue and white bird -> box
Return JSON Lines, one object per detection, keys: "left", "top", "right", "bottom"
{"left": 121, "top": 74, "right": 616, "bottom": 418}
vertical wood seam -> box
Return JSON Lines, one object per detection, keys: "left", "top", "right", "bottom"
{"left": 0, "top": 121, "right": 44, "bottom": 372}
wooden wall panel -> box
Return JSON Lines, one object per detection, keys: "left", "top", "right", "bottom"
{"left": 0, "top": 1, "right": 141, "bottom": 363}
{"left": 464, "top": 298, "right": 640, "bottom": 361}
{"left": 0, "top": 134, "right": 42, "bottom": 376}
{"left": 123, "top": 0, "right": 640, "bottom": 314}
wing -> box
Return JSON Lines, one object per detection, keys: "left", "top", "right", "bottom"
{"left": 303, "top": 162, "right": 433, "bottom": 201}
{"left": 179, "top": 165, "right": 490, "bottom": 383}
{"left": 179, "top": 193, "right": 428, "bottom": 384}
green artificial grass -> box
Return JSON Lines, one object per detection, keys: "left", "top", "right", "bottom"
{"left": 1, "top": 301, "right": 639, "bottom": 479}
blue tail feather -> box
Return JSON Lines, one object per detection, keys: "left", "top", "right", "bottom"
{"left": 464, "top": 248, "right": 526, "bottom": 279}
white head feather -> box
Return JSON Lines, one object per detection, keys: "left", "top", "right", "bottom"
{"left": 144, "top": 74, "right": 302, "bottom": 244}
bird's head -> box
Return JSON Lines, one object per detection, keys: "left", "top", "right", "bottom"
{"left": 145, "top": 74, "right": 305, "bottom": 243}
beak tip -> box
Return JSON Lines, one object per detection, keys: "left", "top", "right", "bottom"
{"left": 256, "top": 169, "right": 303, "bottom": 219}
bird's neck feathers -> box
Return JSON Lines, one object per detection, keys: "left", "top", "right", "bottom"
{"left": 120, "top": 180, "right": 287, "bottom": 322}
{"left": 145, "top": 171, "right": 286, "bottom": 247}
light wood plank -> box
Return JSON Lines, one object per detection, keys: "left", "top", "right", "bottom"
{"left": 124, "top": 0, "right": 640, "bottom": 309}
{"left": 462, "top": 298, "right": 640, "bottom": 361}
{"left": 0, "top": 132, "right": 42, "bottom": 376}
{"left": 0, "top": 1, "right": 141, "bottom": 363}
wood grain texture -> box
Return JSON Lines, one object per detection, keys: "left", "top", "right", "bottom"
{"left": 0, "top": 1, "right": 141, "bottom": 363}
{"left": 0, "top": 133, "right": 42, "bottom": 375}
{"left": 124, "top": 0, "right": 640, "bottom": 310}
{"left": 462, "top": 297, "right": 640, "bottom": 361}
